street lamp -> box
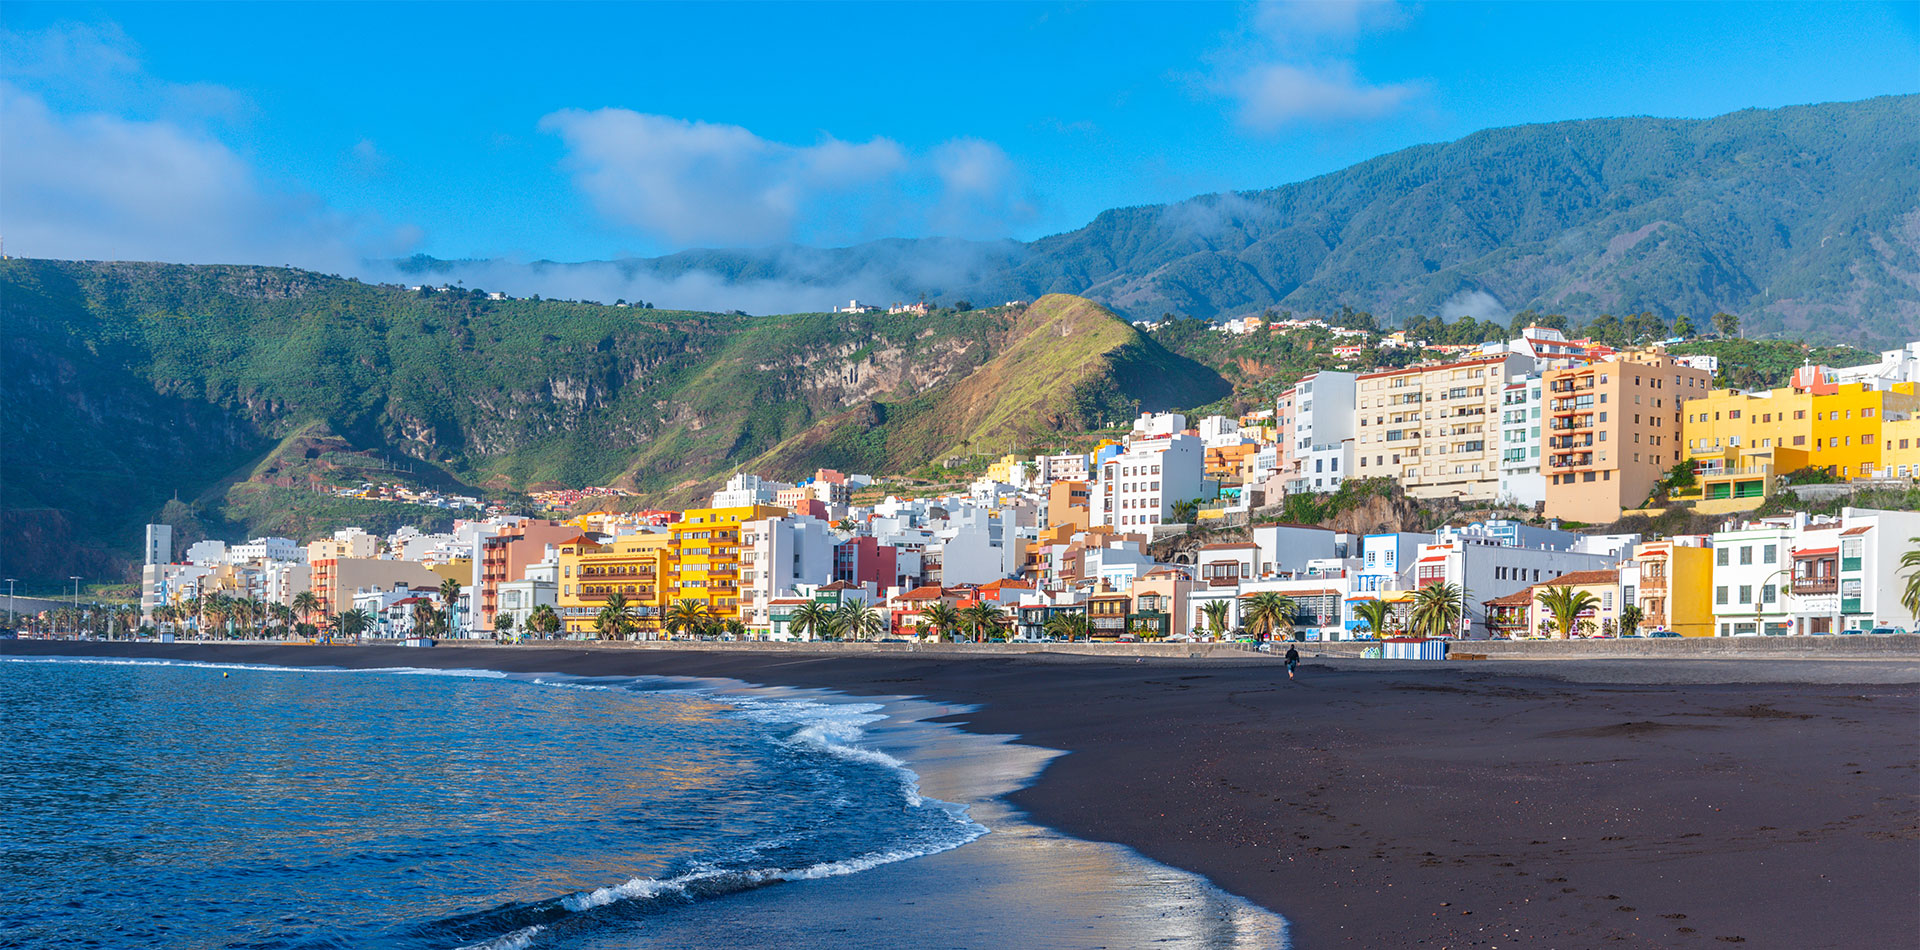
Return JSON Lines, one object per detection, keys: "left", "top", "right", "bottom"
{"left": 4, "top": 579, "right": 13, "bottom": 630}
{"left": 70, "top": 576, "right": 82, "bottom": 638}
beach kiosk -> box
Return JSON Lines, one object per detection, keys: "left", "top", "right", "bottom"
{"left": 1379, "top": 637, "right": 1448, "bottom": 660}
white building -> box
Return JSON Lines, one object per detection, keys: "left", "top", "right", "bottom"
{"left": 1033, "top": 452, "right": 1090, "bottom": 485}
{"left": 1286, "top": 371, "right": 1357, "bottom": 494}
{"left": 1497, "top": 374, "right": 1547, "bottom": 508}
{"left": 1249, "top": 522, "right": 1348, "bottom": 577}
{"left": 1709, "top": 522, "right": 1793, "bottom": 636}
{"left": 741, "top": 513, "right": 836, "bottom": 629}
{"left": 1412, "top": 537, "right": 1623, "bottom": 637}
{"left": 712, "top": 473, "right": 791, "bottom": 509}
{"left": 1197, "top": 415, "right": 1248, "bottom": 448}
{"left": 1094, "top": 433, "right": 1204, "bottom": 529}
{"left": 495, "top": 550, "right": 558, "bottom": 636}
{"left": 1131, "top": 411, "right": 1187, "bottom": 439}
{"left": 230, "top": 537, "right": 304, "bottom": 563}
{"left": 144, "top": 524, "right": 173, "bottom": 566}
{"left": 185, "top": 539, "right": 227, "bottom": 566}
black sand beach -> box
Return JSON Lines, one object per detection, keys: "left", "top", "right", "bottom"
{"left": 8, "top": 640, "right": 1915, "bottom": 949}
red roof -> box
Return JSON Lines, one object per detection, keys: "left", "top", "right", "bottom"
{"left": 1200, "top": 542, "right": 1257, "bottom": 550}
{"left": 895, "top": 585, "right": 948, "bottom": 601}
{"left": 1416, "top": 555, "right": 1448, "bottom": 564}
{"left": 1841, "top": 526, "right": 1873, "bottom": 536}
{"left": 1542, "top": 569, "right": 1620, "bottom": 587}
{"left": 1792, "top": 547, "right": 1838, "bottom": 558}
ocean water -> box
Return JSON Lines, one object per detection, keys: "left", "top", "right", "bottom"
{"left": 0, "top": 656, "right": 1287, "bottom": 949}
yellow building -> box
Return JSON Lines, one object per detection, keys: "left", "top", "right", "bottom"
{"left": 1882, "top": 417, "right": 1920, "bottom": 478}
{"left": 557, "top": 532, "right": 672, "bottom": 635}
{"left": 984, "top": 454, "right": 1026, "bottom": 483}
{"left": 1628, "top": 540, "right": 1715, "bottom": 636}
{"left": 426, "top": 559, "right": 471, "bottom": 586}
{"left": 668, "top": 505, "right": 788, "bottom": 622}
{"left": 1683, "top": 373, "right": 1919, "bottom": 480}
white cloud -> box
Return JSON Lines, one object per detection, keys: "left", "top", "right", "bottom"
{"left": 1439, "top": 289, "right": 1510, "bottom": 324}
{"left": 0, "top": 29, "right": 415, "bottom": 269}
{"left": 539, "top": 109, "right": 1030, "bottom": 247}
{"left": 1213, "top": 0, "right": 1422, "bottom": 131}
{"left": 1233, "top": 62, "right": 1420, "bottom": 127}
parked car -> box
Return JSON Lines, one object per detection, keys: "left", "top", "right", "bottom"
{"left": 1646, "top": 629, "right": 1682, "bottom": 638}
{"left": 1118, "top": 634, "right": 1139, "bottom": 642}
{"left": 1838, "top": 627, "right": 1867, "bottom": 635}
{"left": 1867, "top": 626, "right": 1906, "bottom": 636}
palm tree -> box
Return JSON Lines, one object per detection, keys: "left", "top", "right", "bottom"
{"left": 438, "top": 577, "right": 464, "bottom": 637}
{"left": 527, "top": 603, "right": 562, "bottom": 639}
{"left": 833, "top": 601, "right": 888, "bottom": 641}
{"left": 720, "top": 618, "right": 748, "bottom": 639}
{"left": 1043, "top": 611, "right": 1091, "bottom": 642}
{"left": 664, "top": 598, "right": 714, "bottom": 639}
{"left": 1901, "top": 537, "right": 1920, "bottom": 617}
{"left": 1352, "top": 598, "right": 1394, "bottom": 639}
{"left": 919, "top": 601, "right": 962, "bottom": 642}
{"left": 1410, "top": 582, "right": 1467, "bottom": 638}
{"left": 597, "top": 591, "right": 637, "bottom": 640}
{"left": 787, "top": 601, "right": 834, "bottom": 641}
{"left": 1619, "top": 604, "right": 1645, "bottom": 637}
{"left": 1243, "top": 592, "right": 1301, "bottom": 642}
{"left": 1199, "top": 600, "right": 1231, "bottom": 640}
{"left": 1535, "top": 585, "right": 1600, "bottom": 641}
{"left": 960, "top": 602, "right": 1007, "bottom": 642}
{"left": 292, "top": 591, "right": 322, "bottom": 626}
{"left": 412, "top": 600, "right": 440, "bottom": 639}
{"left": 334, "top": 608, "right": 373, "bottom": 640}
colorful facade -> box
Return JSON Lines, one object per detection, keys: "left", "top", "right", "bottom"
{"left": 557, "top": 532, "right": 671, "bottom": 635}
{"left": 668, "top": 504, "right": 789, "bottom": 621}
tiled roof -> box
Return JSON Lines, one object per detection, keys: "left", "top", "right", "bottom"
{"left": 1541, "top": 569, "right": 1620, "bottom": 587}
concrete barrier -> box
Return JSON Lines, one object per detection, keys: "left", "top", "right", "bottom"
{"left": 1296, "top": 634, "right": 1920, "bottom": 660}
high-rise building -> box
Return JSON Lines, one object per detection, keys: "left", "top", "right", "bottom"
{"left": 668, "top": 504, "right": 789, "bottom": 622}
{"left": 1355, "top": 354, "right": 1529, "bottom": 503}
{"left": 1093, "top": 434, "right": 1203, "bottom": 529}
{"left": 1544, "top": 349, "right": 1711, "bottom": 523}
{"left": 144, "top": 524, "right": 173, "bottom": 566}
{"left": 1283, "top": 371, "right": 1357, "bottom": 494}
{"left": 1496, "top": 374, "right": 1546, "bottom": 508}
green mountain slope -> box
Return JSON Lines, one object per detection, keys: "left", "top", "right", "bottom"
{"left": 0, "top": 261, "right": 1225, "bottom": 584}
{"left": 574, "top": 95, "right": 1918, "bottom": 346}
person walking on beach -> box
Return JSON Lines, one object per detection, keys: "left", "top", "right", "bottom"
{"left": 1284, "top": 645, "right": 1300, "bottom": 680}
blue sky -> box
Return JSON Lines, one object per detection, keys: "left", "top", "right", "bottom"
{"left": 4, "top": 1, "right": 1916, "bottom": 276}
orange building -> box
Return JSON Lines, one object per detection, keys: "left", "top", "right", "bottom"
{"left": 1543, "top": 350, "right": 1711, "bottom": 523}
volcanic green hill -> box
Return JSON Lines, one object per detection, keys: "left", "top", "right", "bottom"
{"left": 0, "top": 260, "right": 1226, "bottom": 584}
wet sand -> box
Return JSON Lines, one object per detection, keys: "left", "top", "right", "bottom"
{"left": 8, "top": 640, "right": 1916, "bottom": 949}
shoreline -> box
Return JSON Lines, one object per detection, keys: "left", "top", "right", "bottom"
{"left": 7, "top": 640, "right": 1916, "bottom": 948}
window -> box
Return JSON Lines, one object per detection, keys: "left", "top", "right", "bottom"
{"left": 1717, "top": 547, "right": 1730, "bottom": 566}
{"left": 1716, "top": 586, "right": 1728, "bottom": 605}
{"left": 1738, "top": 585, "right": 1752, "bottom": 604}
{"left": 1740, "top": 546, "right": 1754, "bottom": 565}
{"left": 1763, "top": 544, "right": 1777, "bottom": 564}
{"left": 1762, "top": 584, "right": 1776, "bottom": 603}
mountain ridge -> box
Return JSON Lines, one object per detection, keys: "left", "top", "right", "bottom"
{"left": 400, "top": 95, "right": 1919, "bottom": 346}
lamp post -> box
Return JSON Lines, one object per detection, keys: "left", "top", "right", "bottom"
{"left": 1753, "top": 567, "right": 1789, "bottom": 636}
{"left": 4, "top": 578, "right": 13, "bottom": 630}
{"left": 70, "top": 576, "right": 82, "bottom": 638}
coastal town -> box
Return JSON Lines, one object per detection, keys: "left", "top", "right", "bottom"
{"left": 115, "top": 327, "right": 1920, "bottom": 644}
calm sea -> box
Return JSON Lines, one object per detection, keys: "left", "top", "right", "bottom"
{"left": 0, "top": 656, "right": 1288, "bottom": 949}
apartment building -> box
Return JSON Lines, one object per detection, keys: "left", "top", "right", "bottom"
{"left": 1497, "top": 374, "right": 1546, "bottom": 508}
{"left": 1683, "top": 370, "right": 1920, "bottom": 480}
{"left": 556, "top": 532, "right": 671, "bottom": 635}
{"left": 741, "top": 512, "right": 835, "bottom": 632}
{"left": 1355, "top": 354, "right": 1529, "bottom": 503}
{"left": 1283, "top": 371, "right": 1357, "bottom": 494}
{"left": 1411, "top": 535, "right": 1621, "bottom": 636}
{"left": 1621, "top": 538, "right": 1715, "bottom": 636}
{"left": 310, "top": 557, "right": 442, "bottom": 617}
{"left": 669, "top": 504, "right": 789, "bottom": 622}
{"left": 1707, "top": 523, "right": 1792, "bottom": 637}
{"left": 1033, "top": 452, "right": 1090, "bottom": 485}
{"left": 477, "top": 519, "right": 578, "bottom": 631}
{"left": 1543, "top": 349, "right": 1710, "bottom": 523}
{"left": 1093, "top": 433, "right": 1203, "bottom": 529}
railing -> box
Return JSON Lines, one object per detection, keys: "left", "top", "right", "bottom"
{"left": 1791, "top": 578, "right": 1837, "bottom": 594}
{"left": 1697, "top": 466, "right": 1774, "bottom": 479}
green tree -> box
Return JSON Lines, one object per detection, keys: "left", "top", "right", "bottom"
{"left": 1352, "top": 597, "right": 1395, "bottom": 639}
{"left": 1042, "top": 611, "right": 1091, "bottom": 641}
{"left": 1199, "top": 600, "right": 1231, "bottom": 640}
{"left": 1410, "top": 582, "right": 1467, "bottom": 637}
{"left": 1535, "top": 585, "right": 1600, "bottom": 640}
{"left": 334, "top": 608, "right": 373, "bottom": 640}
{"left": 438, "top": 577, "right": 463, "bottom": 635}
{"left": 919, "top": 601, "right": 962, "bottom": 641}
{"left": 597, "top": 592, "right": 638, "bottom": 640}
{"left": 1672, "top": 313, "right": 1694, "bottom": 337}
{"left": 496, "top": 611, "right": 516, "bottom": 639}
{"left": 788, "top": 601, "right": 834, "bottom": 641}
{"left": 1711, "top": 311, "right": 1740, "bottom": 338}
{"left": 1170, "top": 498, "right": 1203, "bottom": 524}
{"left": 292, "top": 590, "right": 322, "bottom": 626}
{"left": 663, "top": 598, "right": 714, "bottom": 638}
{"left": 1243, "top": 591, "right": 1301, "bottom": 642}
{"left": 1619, "top": 604, "right": 1645, "bottom": 637}
{"left": 832, "top": 601, "right": 888, "bottom": 641}
{"left": 960, "top": 602, "right": 1007, "bottom": 642}
{"left": 1901, "top": 538, "right": 1920, "bottom": 618}
{"left": 527, "top": 603, "right": 562, "bottom": 638}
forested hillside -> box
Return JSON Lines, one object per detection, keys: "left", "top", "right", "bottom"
{"left": 522, "top": 95, "right": 1919, "bottom": 347}
{"left": 0, "top": 260, "right": 1222, "bottom": 584}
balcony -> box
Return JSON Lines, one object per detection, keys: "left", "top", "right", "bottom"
{"left": 1791, "top": 577, "right": 1837, "bottom": 595}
